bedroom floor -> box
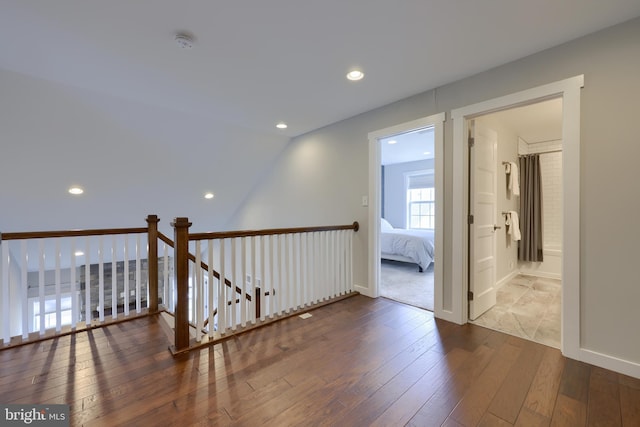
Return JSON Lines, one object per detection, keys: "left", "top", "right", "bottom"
{"left": 471, "top": 274, "right": 561, "bottom": 349}
{"left": 380, "top": 260, "right": 434, "bottom": 311}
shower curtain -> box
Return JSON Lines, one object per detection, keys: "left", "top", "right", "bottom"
{"left": 518, "top": 154, "right": 544, "bottom": 262}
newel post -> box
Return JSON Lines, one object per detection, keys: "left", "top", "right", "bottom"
{"left": 172, "top": 217, "right": 192, "bottom": 352}
{"left": 146, "top": 215, "right": 160, "bottom": 313}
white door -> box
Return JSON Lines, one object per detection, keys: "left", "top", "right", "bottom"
{"left": 469, "top": 120, "right": 498, "bottom": 320}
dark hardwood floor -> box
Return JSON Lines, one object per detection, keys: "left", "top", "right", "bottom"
{"left": 1, "top": 295, "right": 639, "bottom": 426}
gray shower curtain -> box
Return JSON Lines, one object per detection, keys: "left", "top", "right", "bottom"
{"left": 518, "top": 154, "right": 544, "bottom": 262}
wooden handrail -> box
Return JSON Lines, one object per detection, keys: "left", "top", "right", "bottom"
{"left": 188, "top": 221, "right": 359, "bottom": 241}
{"left": 158, "top": 231, "right": 250, "bottom": 302}
{"left": 157, "top": 231, "right": 174, "bottom": 247}
{"left": 1, "top": 227, "right": 148, "bottom": 240}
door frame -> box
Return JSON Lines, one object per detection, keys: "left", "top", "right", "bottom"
{"left": 367, "top": 113, "right": 445, "bottom": 314}
{"left": 451, "top": 75, "right": 583, "bottom": 359}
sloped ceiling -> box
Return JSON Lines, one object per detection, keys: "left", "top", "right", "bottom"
{"left": 2, "top": 1, "right": 640, "bottom": 234}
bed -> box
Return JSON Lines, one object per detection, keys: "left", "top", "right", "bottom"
{"left": 380, "top": 218, "right": 434, "bottom": 272}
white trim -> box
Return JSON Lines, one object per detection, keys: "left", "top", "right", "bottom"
{"left": 368, "top": 113, "right": 445, "bottom": 316}
{"left": 452, "top": 76, "right": 587, "bottom": 358}
{"left": 496, "top": 270, "right": 520, "bottom": 291}
{"left": 578, "top": 348, "right": 640, "bottom": 379}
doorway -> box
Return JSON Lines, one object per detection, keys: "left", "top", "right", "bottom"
{"left": 368, "top": 113, "right": 445, "bottom": 312}
{"left": 379, "top": 128, "right": 435, "bottom": 310}
{"left": 450, "top": 75, "right": 583, "bottom": 358}
{"left": 468, "top": 99, "right": 564, "bottom": 348}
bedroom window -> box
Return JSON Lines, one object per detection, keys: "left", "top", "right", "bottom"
{"left": 408, "top": 187, "right": 435, "bottom": 229}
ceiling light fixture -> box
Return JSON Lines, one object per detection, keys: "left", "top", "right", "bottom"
{"left": 276, "top": 122, "right": 288, "bottom": 129}
{"left": 175, "top": 33, "right": 194, "bottom": 49}
{"left": 346, "top": 70, "right": 364, "bottom": 81}
{"left": 68, "top": 186, "right": 84, "bottom": 195}
{"left": 423, "top": 151, "right": 431, "bottom": 155}
{"left": 204, "top": 192, "right": 214, "bottom": 199}
{"left": 387, "top": 140, "right": 397, "bottom": 145}
{"left": 75, "top": 251, "right": 84, "bottom": 257}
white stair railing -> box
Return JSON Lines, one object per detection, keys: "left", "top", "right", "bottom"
{"left": 171, "top": 219, "right": 359, "bottom": 353}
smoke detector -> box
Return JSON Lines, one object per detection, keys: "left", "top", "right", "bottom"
{"left": 175, "top": 33, "right": 194, "bottom": 49}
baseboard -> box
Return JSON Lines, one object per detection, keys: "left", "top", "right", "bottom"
{"left": 354, "top": 284, "right": 373, "bottom": 298}
{"left": 564, "top": 346, "right": 640, "bottom": 380}
{"left": 519, "top": 269, "right": 561, "bottom": 280}
{"left": 496, "top": 270, "right": 520, "bottom": 290}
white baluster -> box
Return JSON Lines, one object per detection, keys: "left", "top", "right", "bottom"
{"left": 268, "top": 235, "right": 275, "bottom": 319}
{"left": 338, "top": 230, "right": 349, "bottom": 295}
{"left": 55, "top": 239, "right": 62, "bottom": 332}
{"left": 231, "top": 238, "right": 238, "bottom": 329}
{"left": 259, "top": 235, "right": 265, "bottom": 321}
{"left": 240, "top": 237, "right": 247, "bottom": 327}
{"left": 98, "top": 236, "right": 104, "bottom": 322}
{"left": 334, "top": 231, "right": 340, "bottom": 296}
{"left": 111, "top": 235, "right": 117, "bottom": 320}
{"left": 208, "top": 240, "right": 214, "bottom": 336}
{"left": 39, "top": 240, "right": 46, "bottom": 334}
{"left": 163, "top": 243, "right": 169, "bottom": 311}
{"left": 195, "top": 241, "right": 203, "bottom": 342}
{"left": 219, "top": 238, "right": 227, "bottom": 333}
{"left": 1, "top": 240, "right": 10, "bottom": 343}
{"left": 85, "top": 239, "right": 91, "bottom": 325}
{"left": 123, "top": 237, "right": 129, "bottom": 316}
{"left": 250, "top": 236, "right": 256, "bottom": 324}
{"left": 275, "top": 234, "right": 283, "bottom": 316}
{"left": 347, "top": 231, "right": 353, "bottom": 292}
{"left": 135, "top": 235, "right": 141, "bottom": 313}
{"left": 284, "top": 234, "right": 291, "bottom": 313}
{"left": 21, "top": 241, "right": 29, "bottom": 338}
{"left": 70, "top": 238, "right": 77, "bottom": 329}
{"left": 292, "top": 234, "right": 299, "bottom": 311}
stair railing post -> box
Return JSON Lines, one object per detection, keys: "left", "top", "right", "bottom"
{"left": 146, "top": 215, "right": 160, "bottom": 313}
{"left": 172, "top": 217, "right": 192, "bottom": 352}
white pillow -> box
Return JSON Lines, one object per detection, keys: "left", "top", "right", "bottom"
{"left": 381, "top": 218, "right": 394, "bottom": 231}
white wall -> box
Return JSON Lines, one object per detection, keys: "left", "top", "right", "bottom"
{"left": 231, "top": 17, "right": 640, "bottom": 372}
{"left": 383, "top": 159, "right": 434, "bottom": 228}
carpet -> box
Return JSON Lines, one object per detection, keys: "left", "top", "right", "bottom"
{"left": 380, "top": 260, "right": 434, "bottom": 311}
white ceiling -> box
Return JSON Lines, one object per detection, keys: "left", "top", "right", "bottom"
{"left": 2, "top": 1, "right": 640, "bottom": 233}
{"left": 381, "top": 127, "right": 435, "bottom": 165}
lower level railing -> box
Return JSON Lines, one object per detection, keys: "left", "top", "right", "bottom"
{"left": 0, "top": 216, "right": 166, "bottom": 346}
{"left": 0, "top": 215, "right": 359, "bottom": 353}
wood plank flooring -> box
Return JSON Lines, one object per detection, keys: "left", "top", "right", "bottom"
{"left": 1, "top": 295, "right": 639, "bottom": 426}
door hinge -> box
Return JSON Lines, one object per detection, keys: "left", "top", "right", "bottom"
{"left": 468, "top": 291, "right": 474, "bottom": 301}
{"left": 468, "top": 214, "right": 474, "bottom": 225}
{"left": 468, "top": 136, "right": 475, "bottom": 147}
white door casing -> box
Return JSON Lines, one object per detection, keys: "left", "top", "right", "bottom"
{"left": 469, "top": 121, "right": 498, "bottom": 320}
{"left": 367, "top": 113, "right": 445, "bottom": 312}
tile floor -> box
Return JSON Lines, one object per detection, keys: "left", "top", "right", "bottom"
{"left": 471, "top": 274, "right": 561, "bottom": 348}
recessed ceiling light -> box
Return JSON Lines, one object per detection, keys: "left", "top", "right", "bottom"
{"left": 423, "top": 151, "right": 431, "bottom": 155}
{"left": 68, "top": 186, "right": 84, "bottom": 195}
{"left": 75, "top": 251, "right": 84, "bottom": 257}
{"left": 387, "top": 140, "right": 397, "bottom": 145}
{"left": 276, "top": 122, "right": 288, "bottom": 129}
{"left": 204, "top": 192, "right": 214, "bottom": 199}
{"left": 346, "top": 70, "right": 364, "bottom": 81}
